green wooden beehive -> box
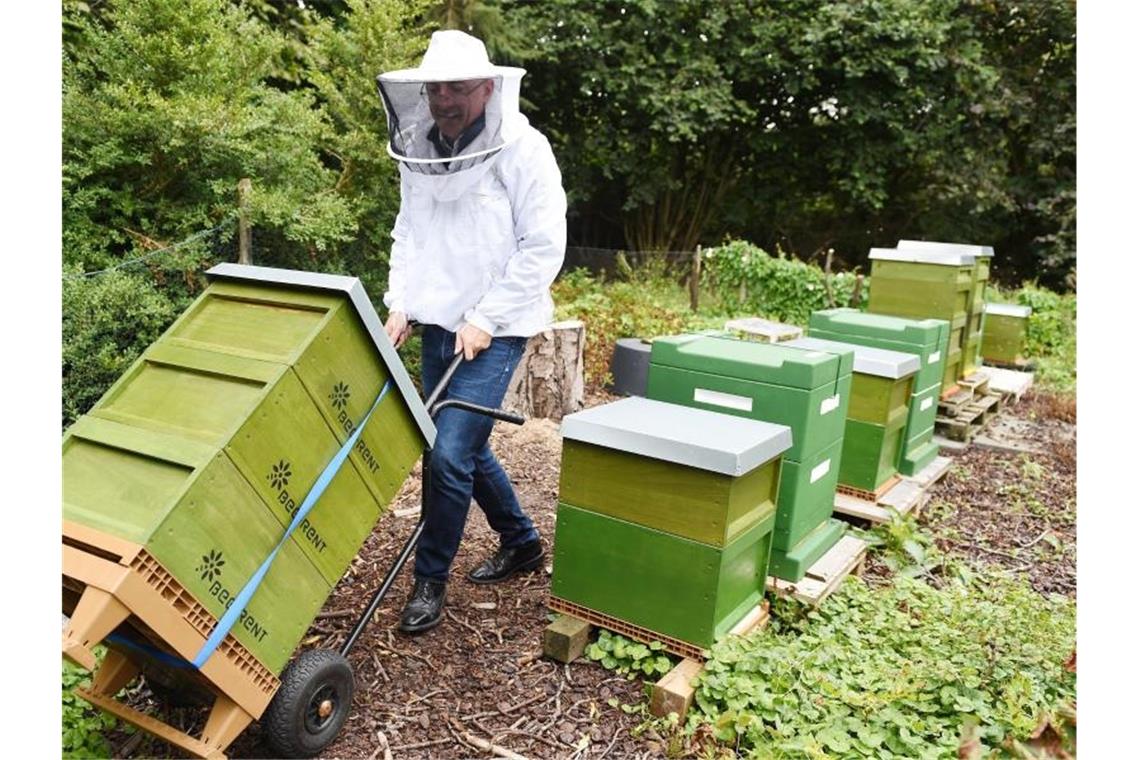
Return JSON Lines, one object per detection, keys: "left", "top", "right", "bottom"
{"left": 553, "top": 397, "right": 791, "bottom": 648}
{"left": 785, "top": 337, "right": 918, "bottom": 493}
{"left": 867, "top": 247, "right": 976, "bottom": 384}
{"left": 62, "top": 265, "right": 435, "bottom": 674}
{"left": 646, "top": 335, "right": 852, "bottom": 582}
{"left": 807, "top": 308, "right": 946, "bottom": 476}
{"left": 981, "top": 303, "right": 1032, "bottom": 365}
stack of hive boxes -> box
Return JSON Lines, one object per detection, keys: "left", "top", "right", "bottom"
{"left": 808, "top": 308, "right": 949, "bottom": 476}
{"left": 63, "top": 266, "right": 433, "bottom": 689}
{"left": 898, "top": 240, "right": 994, "bottom": 377}
{"left": 644, "top": 334, "right": 851, "bottom": 582}
{"left": 784, "top": 337, "right": 919, "bottom": 494}
{"left": 551, "top": 397, "right": 791, "bottom": 652}
{"left": 867, "top": 247, "right": 975, "bottom": 389}
{"left": 981, "top": 303, "right": 1033, "bottom": 366}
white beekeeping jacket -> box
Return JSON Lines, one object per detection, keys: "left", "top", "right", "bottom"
{"left": 378, "top": 31, "right": 567, "bottom": 337}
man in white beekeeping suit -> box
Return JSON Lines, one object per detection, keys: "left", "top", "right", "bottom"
{"left": 376, "top": 31, "right": 567, "bottom": 633}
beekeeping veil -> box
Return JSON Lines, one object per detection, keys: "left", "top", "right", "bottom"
{"left": 377, "top": 31, "right": 527, "bottom": 200}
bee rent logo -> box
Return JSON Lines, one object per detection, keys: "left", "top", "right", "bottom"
{"left": 266, "top": 458, "right": 329, "bottom": 555}
{"left": 193, "top": 548, "right": 269, "bottom": 643}
{"left": 328, "top": 379, "right": 382, "bottom": 475}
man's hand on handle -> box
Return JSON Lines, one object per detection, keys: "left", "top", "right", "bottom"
{"left": 385, "top": 311, "right": 412, "bottom": 349}
{"left": 454, "top": 322, "right": 492, "bottom": 361}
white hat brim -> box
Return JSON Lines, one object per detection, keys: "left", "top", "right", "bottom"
{"left": 379, "top": 64, "right": 525, "bottom": 83}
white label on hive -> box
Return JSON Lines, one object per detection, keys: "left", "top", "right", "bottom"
{"left": 810, "top": 459, "right": 831, "bottom": 483}
{"left": 929, "top": 351, "right": 941, "bottom": 364}
{"left": 694, "top": 388, "right": 752, "bottom": 412}
{"left": 820, "top": 395, "right": 840, "bottom": 415}
{"left": 920, "top": 397, "right": 934, "bottom": 411}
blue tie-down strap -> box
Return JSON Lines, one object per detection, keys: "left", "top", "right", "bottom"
{"left": 193, "top": 380, "right": 392, "bottom": 668}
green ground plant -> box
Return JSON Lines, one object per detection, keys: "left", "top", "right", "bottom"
{"left": 62, "top": 648, "right": 121, "bottom": 758}
{"left": 690, "top": 574, "right": 1075, "bottom": 759}
{"left": 585, "top": 630, "right": 675, "bottom": 680}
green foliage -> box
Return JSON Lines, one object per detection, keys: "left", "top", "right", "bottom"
{"left": 586, "top": 629, "right": 674, "bottom": 680}
{"left": 691, "top": 574, "right": 1076, "bottom": 758}
{"left": 552, "top": 265, "right": 723, "bottom": 386}
{"left": 62, "top": 269, "right": 185, "bottom": 428}
{"left": 701, "top": 240, "right": 866, "bottom": 325}
{"left": 989, "top": 282, "right": 1076, "bottom": 395}
{"left": 63, "top": 0, "right": 357, "bottom": 272}
{"left": 62, "top": 648, "right": 119, "bottom": 759}
{"left": 855, "top": 513, "right": 956, "bottom": 581}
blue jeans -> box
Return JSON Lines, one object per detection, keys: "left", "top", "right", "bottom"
{"left": 415, "top": 325, "right": 539, "bottom": 581}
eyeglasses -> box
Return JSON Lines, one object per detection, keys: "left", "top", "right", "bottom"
{"left": 420, "top": 81, "right": 486, "bottom": 101}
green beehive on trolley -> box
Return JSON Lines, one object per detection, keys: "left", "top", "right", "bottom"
{"left": 808, "top": 308, "right": 948, "bottom": 476}
{"left": 868, "top": 247, "right": 975, "bottom": 388}
{"left": 981, "top": 303, "right": 1033, "bottom": 366}
{"left": 786, "top": 337, "right": 919, "bottom": 494}
{"left": 645, "top": 334, "right": 851, "bottom": 582}
{"left": 62, "top": 265, "right": 434, "bottom": 677}
{"left": 551, "top": 397, "right": 791, "bottom": 651}
{"left": 899, "top": 240, "right": 994, "bottom": 376}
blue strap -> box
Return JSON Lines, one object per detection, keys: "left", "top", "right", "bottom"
{"left": 106, "top": 632, "right": 194, "bottom": 670}
{"left": 193, "top": 380, "right": 392, "bottom": 668}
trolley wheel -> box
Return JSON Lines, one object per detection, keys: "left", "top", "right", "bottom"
{"left": 262, "top": 649, "right": 354, "bottom": 758}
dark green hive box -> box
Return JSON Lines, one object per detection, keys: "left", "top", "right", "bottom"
{"left": 646, "top": 335, "right": 853, "bottom": 581}
{"left": 899, "top": 425, "right": 939, "bottom": 476}
{"left": 554, "top": 397, "right": 791, "bottom": 648}
{"left": 647, "top": 335, "right": 852, "bottom": 462}
{"left": 62, "top": 265, "right": 435, "bottom": 674}
{"left": 981, "top": 303, "right": 1032, "bottom": 365}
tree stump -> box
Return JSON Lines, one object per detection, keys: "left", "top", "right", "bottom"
{"left": 502, "top": 320, "right": 585, "bottom": 421}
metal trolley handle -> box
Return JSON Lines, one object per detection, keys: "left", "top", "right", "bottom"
{"left": 340, "top": 349, "right": 524, "bottom": 655}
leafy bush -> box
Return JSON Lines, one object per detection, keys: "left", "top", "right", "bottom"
{"left": 690, "top": 574, "right": 1075, "bottom": 758}
{"left": 62, "top": 648, "right": 119, "bottom": 758}
{"left": 701, "top": 240, "right": 867, "bottom": 324}
{"left": 62, "top": 270, "right": 185, "bottom": 428}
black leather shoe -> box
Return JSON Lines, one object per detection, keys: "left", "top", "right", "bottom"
{"left": 466, "top": 539, "right": 544, "bottom": 585}
{"left": 398, "top": 578, "right": 446, "bottom": 633}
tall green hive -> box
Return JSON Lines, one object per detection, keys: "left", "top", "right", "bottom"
{"left": 552, "top": 397, "right": 791, "bottom": 649}
{"left": 981, "top": 303, "right": 1032, "bottom": 366}
{"left": 898, "top": 240, "right": 994, "bottom": 376}
{"left": 62, "top": 265, "right": 435, "bottom": 674}
{"left": 808, "top": 308, "right": 947, "bottom": 476}
{"left": 867, "top": 247, "right": 976, "bottom": 388}
{"left": 646, "top": 334, "right": 851, "bottom": 582}
{"left": 784, "top": 337, "right": 918, "bottom": 493}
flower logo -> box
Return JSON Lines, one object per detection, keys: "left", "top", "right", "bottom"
{"left": 268, "top": 459, "right": 292, "bottom": 491}
{"left": 329, "top": 382, "right": 350, "bottom": 411}
{"left": 196, "top": 549, "right": 225, "bottom": 582}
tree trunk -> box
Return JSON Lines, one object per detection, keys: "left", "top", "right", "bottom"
{"left": 502, "top": 320, "right": 586, "bottom": 421}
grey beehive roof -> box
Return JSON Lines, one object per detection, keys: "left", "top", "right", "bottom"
{"left": 869, "top": 247, "right": 977, "bottom": 266}
{"left": 206, "top": 263, "right": 436, "bottom": 447}
{"left": 984, "top": 302, "right": 1032, "bottom": 318}
{"left": 784, "top": 336, "right": 920, "bottom": 379}
{"left": 561, "top": 396, "right": 792, "bottom": 476}
{"left": 897, "top": 239, "right": 995, "bottom": 258}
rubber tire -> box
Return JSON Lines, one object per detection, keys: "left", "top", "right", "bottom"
{"left": 262, "top": 649, "right": 355, "bottom": 758}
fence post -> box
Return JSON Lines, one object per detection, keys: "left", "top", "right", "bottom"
{"left": 690, "top": 246, "right": 701, "bottom": 312}
{"left": 237, "top": 178, "right": 252, "bottom": 265}
{"left": 851, "top": 273, "right": 864, "bottom": 308}
{"left": 823, "top": 248, "right": 835, "bottom": 307}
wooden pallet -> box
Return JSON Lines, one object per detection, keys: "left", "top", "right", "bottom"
{"left": 544, "top": 597, "right": 769, "bottom": 663}
{"left": 833, "top": 477, "right": 927, "bottom": 525}
{"left": 766, "top": 535, "right": 868, "bottom": 606}
{"left": 901, "top": 455, "right": 953, "bottom": 490}
{"left": 936, "top": 392, "right": 1002, "bottom": 442}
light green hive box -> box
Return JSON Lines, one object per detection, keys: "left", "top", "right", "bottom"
{"left": 867, "top": 247, "right": 976, "bottom": 383}
{"left": 646, "top": 335, "right": 852, "bottom": 581}
{"left": 62, "top": 265, "right": 435, "bottom": 674}
{"left": 785, "top": 337, "right": 918, "bottom": 493}
{"left": 981, "top": 303, "right": 1032, "bottom": 365}
{"left": 553, "top": 397, "right": 790, "bottom": 649}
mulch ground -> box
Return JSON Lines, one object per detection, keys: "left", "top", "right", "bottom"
{"left": 107, "top": 385, "right": 1076, "bottom": 759}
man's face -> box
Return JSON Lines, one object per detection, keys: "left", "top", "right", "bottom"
{"left": 425, "top": 79, "right": 493, "bottom": 140}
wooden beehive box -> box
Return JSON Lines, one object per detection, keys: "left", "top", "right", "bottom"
{"left": 646, "top": 334, "right": 852, "bottom": 582}
{"left": 981, "top": 302, "right": 1032, "bottom": 365}
{"left": 63, "top": 265, "right": 434, "bottom": 678}
{"left": 552, "top": 397, "right": 790, "bottom": 649}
